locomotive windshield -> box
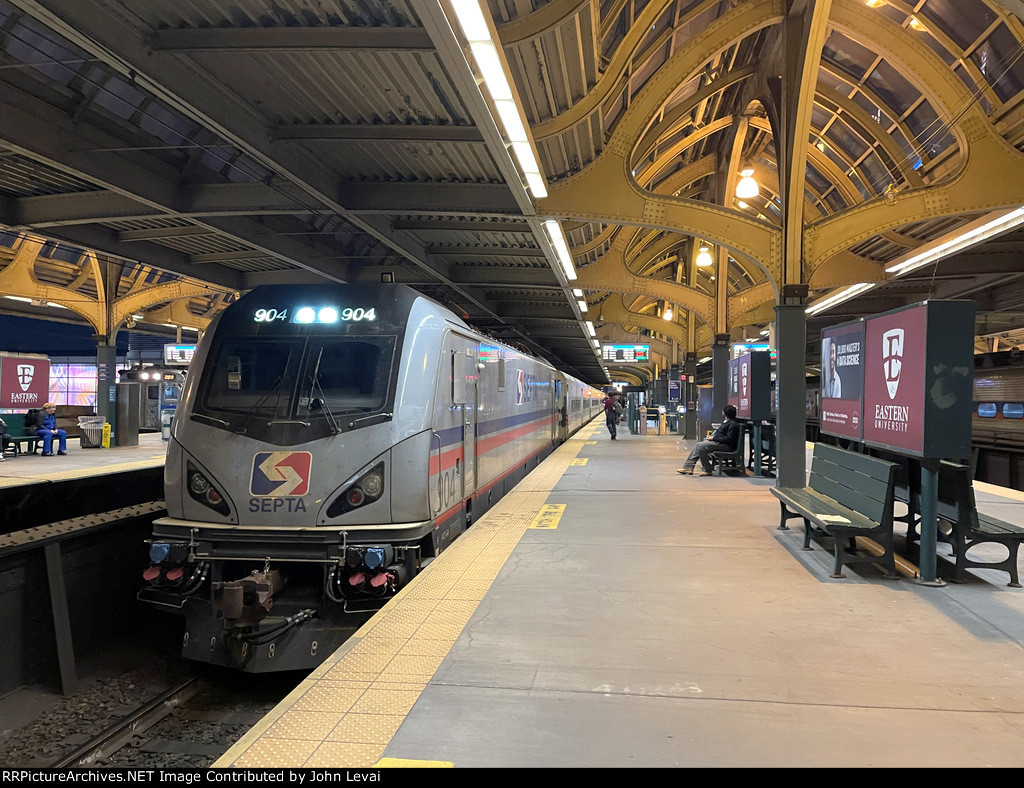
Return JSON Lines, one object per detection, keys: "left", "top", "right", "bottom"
{"left": 195, "top": 334, "right": 396, "bottom": 439}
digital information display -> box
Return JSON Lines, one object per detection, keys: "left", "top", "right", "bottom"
{"left": 252, "top": 306, "right": 378, "bottom": 324}
{"left": 164, "top": 345, "right": 197, "bottom": 365}
{"left": 602, "top": 344, "right": 650, "bottom": 363}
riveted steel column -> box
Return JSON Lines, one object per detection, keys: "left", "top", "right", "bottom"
{"left": 775, "top": 286, "right": 808, "bottom": 489}
{"left": 684, "top": 352, "right": 698, "bottom": 439}
{"left": 712, "top": 333, "right": 730, "bottom": 418}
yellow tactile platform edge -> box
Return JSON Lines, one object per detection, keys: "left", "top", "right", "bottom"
{"left": 214, "top": 420, "right": 600, "bottom": 769}
{"left": 0, "top": 457, "right": 163, "bottom": 482}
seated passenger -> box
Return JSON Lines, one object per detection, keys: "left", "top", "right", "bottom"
{"left": 0, "top": 416, "right": 10, "bottom": 460}
{"left": 677, "top": 404, "right": 740, "bottom": 476}
{"left": 33, "top": 402, "right": 67, "bottom": 456}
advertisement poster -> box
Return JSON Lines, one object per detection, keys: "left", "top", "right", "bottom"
{"left": 0, "top": 356, "right": 50, "bottom": 408}
{"left": 862, "top": 304, "right": 928, "bottom": 454}
{"left": 736, "top": 352, "right": 752, "bottom": 419}
{"left": 727, "top": 356, "right": 739, "bottom": 413}
{"left": 820, "top": 321, "right": 865, "bottom": 439}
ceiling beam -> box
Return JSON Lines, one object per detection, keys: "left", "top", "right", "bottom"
{"left": 392, "top": 219, "right": 532, "bottom": 233}
{"left": 425, "top": 246, "right": 545, "bottom": 257}
{"left": 272, "top": 124, "right": 484, "bottom": 143}
{"left": 147, "top": 26, "right": 435, "bottom": 52}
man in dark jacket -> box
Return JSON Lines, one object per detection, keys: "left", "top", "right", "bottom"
{"left": 677, "top": 404, "right": 740, "bottom": 476}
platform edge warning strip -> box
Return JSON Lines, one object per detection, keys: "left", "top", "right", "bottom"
{"left": 214, "top": 418, "right": 600, "bottom": 769}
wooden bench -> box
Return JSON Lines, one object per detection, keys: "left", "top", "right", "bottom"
{"left": 1, "top": 412, "right": 39, "bottom": 456}
{"left": 772, "top": 443, "right": 900, "bottom": 580}
{"left": 709, "top": 423, "right": 748, "bottom": 476}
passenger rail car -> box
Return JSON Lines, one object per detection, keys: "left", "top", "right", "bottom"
{"left": 139, "top": 284, "right": 602, "bottom": 671}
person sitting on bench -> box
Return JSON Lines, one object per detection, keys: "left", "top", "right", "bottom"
{"left": 33, "top": 402, "right": 67, "bottom": 456}
{"left": 677, "top": 405, "right": 740, "bottom": 476}
{"left": 0, "top": 416, "right": 11, "bottom": 460}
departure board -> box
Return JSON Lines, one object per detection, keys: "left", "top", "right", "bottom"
{"left": 601, "top": 344, "right": 650, "bottom": 363}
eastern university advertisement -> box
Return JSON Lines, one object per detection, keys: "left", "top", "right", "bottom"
{"left": 820, "top": 321, "right": 865, "bottom": 440}
{"left": 0, "top": 355, "right": 50, "bottom": 409}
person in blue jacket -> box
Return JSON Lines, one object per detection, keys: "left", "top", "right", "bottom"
{"left": 33, "top": 402, "right": 67, "bottom": 456}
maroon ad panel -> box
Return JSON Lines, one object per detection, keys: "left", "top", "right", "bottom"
{"left": 727, "top": 357, "right": 739, "bottom": 413}
{"left": 0, "top": 356, "right": 50, "bottom": 408}
{"left": 820, "top": 322, "right": 865, "bottom": 440}
{"left": 736, "top": 352, "right": 752, "bottom": 419}
{"left": 862, "top": 304, "right": 928, "bottom": 454}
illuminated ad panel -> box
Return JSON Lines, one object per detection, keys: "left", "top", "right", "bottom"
{"left": 820, "top": 320, "right": 866, "bottom": 440}
{"left": 861, "top": 301, "right": 974, "bottom": 458}
{"left": 729, "top": 351, "right": 771, "bottom": 421}
{"left": 0, "top": 356, "right": 50, "bottom": 408}
{"left": 601, "top": 344, "right": 650, "bottom": 363}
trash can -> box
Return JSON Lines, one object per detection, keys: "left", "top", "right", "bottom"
{"left": 78, "top": 416, "right": 107, "bottom": 449}
{"left": 161, "top": 409, "right": 174, "bottom": 441}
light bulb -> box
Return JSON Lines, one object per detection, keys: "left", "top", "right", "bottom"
{"left": 696, "top": 245, "right": 713, "bottom": 267}
{"left": 736, "top": 167, "right": 759, "bottom": 199}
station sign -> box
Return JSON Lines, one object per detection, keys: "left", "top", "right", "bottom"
{"left": 602, "top": 344, "right": 650, "bottom": 363}
{"left": 164, "top": 344, "right": 197, "bottom": 365}
{"left": 0, "top": 355, "right": 50, "bottom": 408}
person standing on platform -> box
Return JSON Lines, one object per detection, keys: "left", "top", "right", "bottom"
{"left": 603, "top": 392, "right": 622, "bottom": 440}
{"left": 33, "top": 402, "right": 67, "bottom": 456}
{"left": 677, "top": 404, "right": 740, "bottom": 476}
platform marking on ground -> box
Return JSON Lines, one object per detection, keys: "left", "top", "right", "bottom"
{"left": 529, "top": 503, "right": 566, "bottom": 529}
{"left": 571, "top": 457, "right": 589, "bottom": 465}
{"left": 585, "top": 441, "right": 597, "bottom": 445}
{"left": 375, "top": 758, "right": 453, "bottom": 768}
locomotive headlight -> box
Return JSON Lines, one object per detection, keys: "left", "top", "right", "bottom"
{"left": 295, "top": 306, "right": 316, "bottom": 323}
{"left": 185, "top": 462, "right": 231, "bottom": 517}
{"left": 188, "top": 471, "right": 211, "bottom": 495}
{"left": 318, "top": 307, "right": 339, "bottom": 323}
{"left": 360, "top": 468, "right": 384, "bottom": 498}
{"left": 326, "top": 462, "right": 386, "bottom": 518}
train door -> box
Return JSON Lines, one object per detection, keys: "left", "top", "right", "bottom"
{"left": 553, "top": 377, "right": 562, "bottom": 442}
{"left": 451, "top": 339, "right": 478, "bottom": 500}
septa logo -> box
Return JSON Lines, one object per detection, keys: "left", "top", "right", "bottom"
{"left": 882, "top": 328, "right": 904, "bottom": 400}
{"left": 516, "top": 369, "right": 526, "bottom": 405}
{"left": 250, "top": 451, "right": 312, "bottom": 496}
{"left": 17, "top": 364, "right": 34, "bottom": 392}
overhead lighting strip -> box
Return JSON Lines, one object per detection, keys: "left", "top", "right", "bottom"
{"left": 805, "top": 282, "right": 876, "bottom": 315}
{"left": 885, "top": 206, "right": 1024, "bottom": 275}
{"left": 451, "top": 1, "right": 547, "bottom": 199}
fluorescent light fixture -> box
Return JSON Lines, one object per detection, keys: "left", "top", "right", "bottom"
{"left": 592, "top": 339, "right": 600, "bottom": 347}
{"left": 805, "top": 282, "right": 876, "bottom": 315}
{"left": 699, "top": 356, "right": 712, "bottom": 363}
{"left": 524, "top": 172, "right": 548, "bottom": 198}
{"left": 45, "top": 302, "right": 66, "bottom": 308}
{"left": 544, "top": 219, "right": 576, "bottom": 281}
{"left": 578, "top": 299, "right": 588, "bottom": 313}
{"left": 760, "top": 329, "right": 770, "bottom": 336}
{"left": 132, "top": 313, "right": 145, "bottom": 320}
{"left": 494, "top": 99, "right": 528, "bottom": 142}
{"left": 572, "top": 288, "right": 584, "bottom": 297}
{"left": 469, "top": 42, "right": 513, "bottom": 101}
{"left": 511, "top": 141, "right": 538, "bottom": 171}
{"left": 451, "top": 0, "right": 491, "bottom": 41}
{"left": 4, "top": 295, "right": 31, "bottom": 302}
{"left": 885, "top": 207, "right": 1024, "bottom": 275}
{"left": 585, "top": 320, "right": 596, "bottom": 337}
{"left": 162, "top": 323, "right": 178, "bottom": 328}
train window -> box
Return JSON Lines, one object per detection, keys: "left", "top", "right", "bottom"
{"left": 305, "top": 338, "right": 395, "bottom": 414}
{"left": 1002, "top": 403, "right": 1024, "bottom": 419}
{"left": 977, "top": 402, "right": 998, "bottom": 418}
{"left": 498, "top": 357, "right": 506, "bottom": 392}
{"left": 203, "top": 339, "right": 302, "bottom": 415}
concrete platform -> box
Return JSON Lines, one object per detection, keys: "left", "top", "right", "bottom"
{"left": 215, "top": 421, "right": 1024, "bottom": 768}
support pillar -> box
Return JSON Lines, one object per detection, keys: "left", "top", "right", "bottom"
{"left": 95, "top": 341, "right": 117, "bottom": 429}
{"left": 712, "top": 333, "right": 730, "bottom": 419}
{"left": 775, "top": 287, "right": 808, "bottom": 489}
{"left": 684, "top": 352, "right": 698, "bottom": 439}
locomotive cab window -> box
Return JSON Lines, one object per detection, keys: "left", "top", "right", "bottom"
{"left": 1003, "top": 403, "right": 1024, "bottom": 419}
{"left": 301, "top": 338, "right": 394, "bottom": 414}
